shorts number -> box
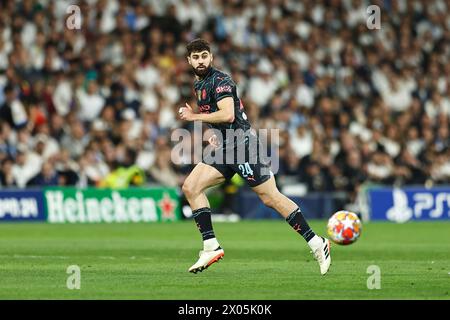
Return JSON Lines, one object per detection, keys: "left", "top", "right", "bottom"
{"left": 238, "top": 162, "right": 254, "bottom": 178}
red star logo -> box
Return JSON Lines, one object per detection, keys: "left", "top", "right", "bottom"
{"left": 158, "top": 193, "right": 176, "bottom": 220}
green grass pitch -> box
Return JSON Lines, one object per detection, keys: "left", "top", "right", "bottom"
{"left": 0, "top": 220, "right": 449, "bottom": 300}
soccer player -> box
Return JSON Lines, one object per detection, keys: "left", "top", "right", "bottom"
{"left": 179, "top": 39, "right": 331, "bottom": 275}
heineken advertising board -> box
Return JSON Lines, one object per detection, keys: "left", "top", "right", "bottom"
{"left": 0, "top": 187, "right": 181, "bottom": 223}
{"left": 44, "top": 187, "right": 180, "bottom": 223}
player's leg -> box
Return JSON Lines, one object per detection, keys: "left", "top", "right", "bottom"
{"left": 183, "top": 162, "right": 225, "bottom": 246}
{"left": 251, "top": 175, "right": 331, "bottom": 275}
{"left": 182, "top": 162, "right": 229, "bottom": 273}
{"left": 234, "top": 130, "right": 331, "bottom": 274}
{"left": 251, "top": 175, "right": 317, "bottom": 238}
{"left": 182, "top": 162, "right": 224, "bottom": 210}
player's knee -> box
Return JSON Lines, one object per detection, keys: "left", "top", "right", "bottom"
{"left": 182, "top": 180, "right": 200, "bottom": 199}
{"left": 260, "top": 194, "right": 276, "bottom": 209}
{"left": 182, "top": 181, "right": 193, "bottom": 198}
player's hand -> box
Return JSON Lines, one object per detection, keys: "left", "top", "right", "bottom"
{"left": 208, "top": 134, "right": 220, "bottom": 148}
{"left": 179, "top": 103, "right": 195, "bottom": 121}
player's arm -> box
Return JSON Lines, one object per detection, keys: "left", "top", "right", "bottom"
{"left": 179, "top": 97, "right": 235, "bottom": 123}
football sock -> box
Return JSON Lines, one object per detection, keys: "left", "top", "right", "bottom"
{"left": 286, "top": 207, "right": 316, "bottom": 242}
{"left": 192, "top": 207, "right": 216, "bottom": 242}
{"left": 203, "top": 238, "right": 220, "bottom": 251}
{"left": 307, "top": 235, "right": 324, "bottom": 251}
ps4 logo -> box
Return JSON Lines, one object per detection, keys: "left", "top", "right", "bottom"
{"left": 386, "top": 189, "right": 450, "bottom": 223}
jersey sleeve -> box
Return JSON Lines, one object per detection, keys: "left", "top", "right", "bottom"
{"left": 213, "top": 77, "right": 235, "bottom": 102}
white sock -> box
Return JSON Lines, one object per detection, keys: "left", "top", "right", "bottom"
{"left": 203, "top": 238, "right": 220, "bottom": 251}
{"left": 307, "top": 235, "right": 323, "bottom": 251}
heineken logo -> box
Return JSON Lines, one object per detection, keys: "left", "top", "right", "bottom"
{"left": 158, "top": 193, "right": 176, "bottom": 219}
{"left": 45, "top": 190, "right": 178, "bottom": 223}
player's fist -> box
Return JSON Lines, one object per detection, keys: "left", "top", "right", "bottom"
{"left": 179, "top": 103, "right": 195, "bottom": 121}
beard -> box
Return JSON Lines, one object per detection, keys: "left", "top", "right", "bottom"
{"left": 193, "top": 64, "right": 212, "bottom": 78}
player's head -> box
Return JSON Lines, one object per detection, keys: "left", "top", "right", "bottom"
{"left": 186, "top": 38, "right": 213, "bottom": 77}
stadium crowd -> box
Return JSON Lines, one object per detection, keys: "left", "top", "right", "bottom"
{"left": 0, "top": 0, "right": 449, "bottom": 204}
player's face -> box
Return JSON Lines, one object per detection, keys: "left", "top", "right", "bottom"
{"left": 188, "top": 50, "right": 213, "bottom": 77}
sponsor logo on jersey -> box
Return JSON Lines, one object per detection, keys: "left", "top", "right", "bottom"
{"left": 202, "top": 88, "right": 207, "bottom": 100}
{"left": 216, "top": 85, "right": 232, "bottom": 94}
{"left": 197, "top": 90, "right": 202, "bottom": 101}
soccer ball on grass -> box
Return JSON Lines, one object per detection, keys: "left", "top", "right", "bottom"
{"left": 327, "top": 210, "right": 362, "bottom": 245}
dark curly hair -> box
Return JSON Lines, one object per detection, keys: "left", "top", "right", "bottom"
{"left": 186, "top": 38, "right": 211, "bottom": 57}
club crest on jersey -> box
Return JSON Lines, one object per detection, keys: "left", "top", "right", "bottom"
{"left": 197, "top": 89, "right": 207, "bottom": 101}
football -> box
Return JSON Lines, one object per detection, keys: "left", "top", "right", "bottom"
{"left": 327, "top": 210, "right": 362, "bottom": 245}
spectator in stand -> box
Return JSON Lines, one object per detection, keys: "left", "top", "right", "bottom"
{"left": 27, "top": 160, "right": 59, "bottom": 187}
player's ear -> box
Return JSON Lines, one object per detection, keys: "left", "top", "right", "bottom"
{"left": 210, "top": 53, "right": 213, "bottom": 63}
{"left": 187, "top": 56, "right": 191, "bottom": 65}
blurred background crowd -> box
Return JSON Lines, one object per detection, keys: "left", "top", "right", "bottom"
{"left": 0, "top": 0, "right": 449, "bottom": 208}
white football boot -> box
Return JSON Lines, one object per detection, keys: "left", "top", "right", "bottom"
{"left": 188, "top": 248, "right": 224, "bottom": 274}
{"left": 311, "top": 237, "right": 331, "bottom": 275}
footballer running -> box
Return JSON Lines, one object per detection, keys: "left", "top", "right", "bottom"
{"left": 178, "top": 39, "right": 331, "bottom": 275}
